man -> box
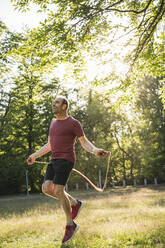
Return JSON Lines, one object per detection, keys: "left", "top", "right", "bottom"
{"left": 27, "top": 96, "right": 108, "bottom": 244}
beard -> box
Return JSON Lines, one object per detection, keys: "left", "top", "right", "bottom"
{"left": 52, "top": 107, "right": 62, "bottom": 114}
{"left": 52, "top": 108, "right": 58, "bottom": 114}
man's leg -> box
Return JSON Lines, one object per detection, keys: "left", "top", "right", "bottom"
{"left": 42, "top": 180, "right": 79, "bottom": 243}
{"left": 54, "top": 184, "right": 73, "bottom": 224}
{"left": 65, "top": 191, "right": 77, "bottom": 206}
{"left": 42, "top": 180, "right": 83, "bottom": 243}
{"left": 64, "top": 191, "right": 83, "bottom": 220}
{"left": 42, "top": 180, "right": 77, "bottom": 204}
{"left": 42, "top": 180, "right": 58, "bottom": 198}
{"left": 42, "top": 180, "right": 83, "bottom": 221}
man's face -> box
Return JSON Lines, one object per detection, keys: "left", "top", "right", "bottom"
{"left": 52, "top": 97, "right": 65, "bottom": 114}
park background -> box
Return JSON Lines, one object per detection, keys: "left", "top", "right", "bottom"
{"left": 0, "top": 1, "right": 165, "bottom": 248}
{"left": 0, "top": 0, "right": 165, "bottom": 195}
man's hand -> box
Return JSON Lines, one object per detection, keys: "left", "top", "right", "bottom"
{"left": 94, "top": 149, "right": 109, "bottom": 158}
{"left": 27, "top": 156, "right": 36, "bottom": 165}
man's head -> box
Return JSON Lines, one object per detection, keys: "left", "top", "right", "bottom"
{"left": 52, "top": 96, "right": 69, "bottom": 115}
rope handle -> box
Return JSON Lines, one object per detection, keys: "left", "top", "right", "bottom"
{"left": 34, "top": 152, "right": 111, "bottom": 192}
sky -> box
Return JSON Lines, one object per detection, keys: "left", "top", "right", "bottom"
{"left": 0, "top": 0, "right": 46, "bottom": 32}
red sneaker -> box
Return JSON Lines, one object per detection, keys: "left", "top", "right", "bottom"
{"left": 62, "top": 222, "right": 79, "bottom": 244}
{"left": 72, "top": 200, "right": 83, "bottom": 220}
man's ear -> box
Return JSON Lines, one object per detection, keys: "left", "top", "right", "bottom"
{"left": 62, "top": 104, "right": 67, "bottom": 110}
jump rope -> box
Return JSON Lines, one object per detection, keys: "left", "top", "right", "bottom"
{"left": 33, "top": 151, "right": 111, "bottom": 192}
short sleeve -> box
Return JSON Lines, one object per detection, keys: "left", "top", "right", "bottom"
{"left": 73, "top": 119, "right": 84, "bottom": 138}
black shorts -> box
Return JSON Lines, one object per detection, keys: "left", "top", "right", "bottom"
{"left": 44, "top": 159, "right": 74, "bottom": 186}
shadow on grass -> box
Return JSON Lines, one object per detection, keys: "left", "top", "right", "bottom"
{"left": 0, "top": 185, "right": 164, "bottom": 218}
{"left": 146, "top": 184, "right": 165, "bottom": 192}
{"left": 68, "top": 185, "right": 158, "bottom": 202}
{"left": 0, "top": 194, "right": 60, "bottom": 218}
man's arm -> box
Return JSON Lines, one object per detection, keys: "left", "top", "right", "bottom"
{"left": 27, "top": 136, "right": 51, "bottom": 165}
{"left": 78, "top": 135, "right": 108, "bottom": 158}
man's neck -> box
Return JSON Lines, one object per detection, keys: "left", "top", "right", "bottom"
{"left": 56, "top": 113, "right": 69, "bottom": 120}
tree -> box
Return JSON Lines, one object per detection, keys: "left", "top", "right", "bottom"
{"left": 132, "top": 76, "right": 165, "bottom": 182}
{"left": 0, "top": 21, "right": 23, "bottom": 137}
{"left": 0, "top": 52, "right": 60, "bottom": 194}
{"left": 11, "top": 0, "right": 164, "bottom": 66}
{"left": 10, "top": 1, "right": 165, "bottom": 108}
{"left": 0, "top": 22, "right": 25, "bottom": 194}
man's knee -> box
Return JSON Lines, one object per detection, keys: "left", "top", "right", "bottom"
{"left": 42, "top": 181, "right": 53, "bottom": 195}
{"left": 54, "top": 185, "right": 64, "bottom": 198}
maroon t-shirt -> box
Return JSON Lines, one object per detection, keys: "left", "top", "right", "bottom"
{"left": 49, "top": 116, "right": 84, "bottom": 163}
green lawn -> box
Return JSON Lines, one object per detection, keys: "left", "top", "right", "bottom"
{"left": 0, "top": 186, "right": 165, "bottom": 248}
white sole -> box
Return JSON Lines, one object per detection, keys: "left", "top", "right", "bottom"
{"left": 73, "top": 201, "right": 84, "bottom": 220}
{"left": 62, "top": 224, "right": 79, "bottom": 244}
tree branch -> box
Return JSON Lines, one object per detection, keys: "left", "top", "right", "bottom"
{"left": 114, "top": 131, "right": 130, "bottom": 158}
{"left": 104, "top": 0, "right": 153, "bottom": 14}
{"left": 132, "top": 0, "right": 165, "bottom": 66}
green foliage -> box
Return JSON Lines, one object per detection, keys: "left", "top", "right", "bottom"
{"left": 0, "top": 21, "right": 23, "bottom": 75}
{"left": 11, "top": 0, "right": 165, "bottom": 77}
{"left": 0, "top": 52, "right": 59, "bottom": 194}
{"left": 132, "top": 77, "right": 165, "bottom": 182}
{"left": 1, "top": 72, "right": 165, "bottom": 193}
{"left": 0, "top": 2, "right": 165, "bottom": 194}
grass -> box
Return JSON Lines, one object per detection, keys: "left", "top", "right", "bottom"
{"left": 0, "top": 186, "right": 165, "bottom": 248}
